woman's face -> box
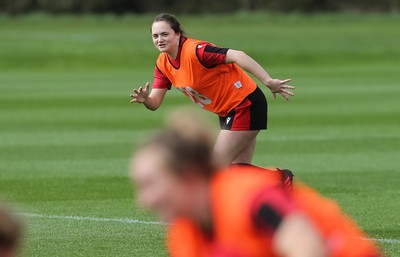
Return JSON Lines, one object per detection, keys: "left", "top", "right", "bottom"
{"left": 131, "top": 147, "right": 194, "bottom": 222}
{"left": 151, "top": 21, "right": 181, "bottom": 55}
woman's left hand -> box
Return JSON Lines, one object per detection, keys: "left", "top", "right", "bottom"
{"left": 266, "top": 79, "right": 295, "bottom": 101}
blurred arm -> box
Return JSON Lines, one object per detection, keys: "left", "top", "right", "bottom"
{"left": 273, "top": 213, "right": 327, "bottom": 257}
{"left": 252, "top": 186, "right": 326, "bottom": 257}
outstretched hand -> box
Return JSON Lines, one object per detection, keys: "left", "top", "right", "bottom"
{"left": 266, "top": 79, "right": 295, "bottom": 101}
{"left": 130, "top": 82, "right": 150, "bottom": 103}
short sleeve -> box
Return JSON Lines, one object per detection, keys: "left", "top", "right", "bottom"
{"left": 251, "top": 186, "right": 297, "bottom": 234}
{"left": 152, "top": 65, "right": 172, "bottom": 90}
{"left": 196, "top": 43, "right": 229, "bottom": 68}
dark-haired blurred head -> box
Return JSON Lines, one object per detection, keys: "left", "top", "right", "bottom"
{"left": 130, "top": 109, "right": 216, "bottom": 222}
{"left": 0, "top": 202, "right": 21, "bottom": 257}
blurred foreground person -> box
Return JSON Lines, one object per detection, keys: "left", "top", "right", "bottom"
{"left": 0, "top": 203, "right": 21, "bottom": 257}
{"left": 130, "top": 114, "right": 381, "bottom": 257}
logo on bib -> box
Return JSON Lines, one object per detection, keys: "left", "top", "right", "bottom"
{"left": 234, "top": 81, "right": 243, "bottom": 89}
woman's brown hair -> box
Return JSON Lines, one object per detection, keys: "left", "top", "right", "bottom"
{"left": 0, "top": 203, "right": 21, "bottom": 251}
{"left": 139, "top": 109, "right": 216, "bottom": 178}
{"left": 151, "top": 13, "right": 186, "bottom": 37}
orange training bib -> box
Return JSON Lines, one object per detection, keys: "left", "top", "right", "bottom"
{"left": 156, "top": 38, "right": 257, "bottom": 117}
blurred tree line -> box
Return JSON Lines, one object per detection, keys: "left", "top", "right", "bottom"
{"left": 0, "top": 0, "right": 399, "bottom": 14}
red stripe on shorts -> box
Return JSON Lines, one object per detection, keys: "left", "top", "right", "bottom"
{"left": 231, "top": 99, "right": 252, "bottom": 130}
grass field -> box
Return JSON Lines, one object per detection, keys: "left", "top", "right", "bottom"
{"left": 0, "top": 13, "right": 399, "bottom": 256}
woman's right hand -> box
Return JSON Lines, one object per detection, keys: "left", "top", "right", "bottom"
{"left": 130, "top": 82, "right": 150, "bottom": 103}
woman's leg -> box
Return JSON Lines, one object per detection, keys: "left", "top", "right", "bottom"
{"left": 213, "top": 130, "right": 259, "bottom": 167}
{"left": 232, "top": 136, "right": 257, "bottom": 164}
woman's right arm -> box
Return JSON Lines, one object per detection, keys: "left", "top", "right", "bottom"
{"left": 252, "top": 186, "right": 326, "bottom": 257}
{"left": 273, "top": 213, "right": 327, "bottom": 257}
{"left": 130, "top": 82, "right": 168, "bottom": 111}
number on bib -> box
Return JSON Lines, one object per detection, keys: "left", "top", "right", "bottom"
{"left": 177, "top": 86, "right": 212, "bottom": 108}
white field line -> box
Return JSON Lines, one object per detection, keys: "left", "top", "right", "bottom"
{"left": 17, "top": 213, "right": 399, "bottom": 244}
{"left": 362, "top": 237, "right": 400, "bottom": 244}
{"left": 17, "top": 212, "right": 166, "bottom": 225}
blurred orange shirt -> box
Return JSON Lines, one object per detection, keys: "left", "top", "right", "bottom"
{"left": 167, "top": 165, "right": 381, "bottom": 257}
{"left": 156, "top": 38, "right": 257, "bottom": 117}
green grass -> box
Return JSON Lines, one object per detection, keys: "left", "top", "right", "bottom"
{"left": 0, "top": 13, "right": 399, "bottom": 256}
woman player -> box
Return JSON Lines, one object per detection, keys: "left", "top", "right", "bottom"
{"left": 130, "top": 114, "right": 381, "bottom": 257}
{"left": 130, "top": 13, "right": 295, "bottom": 166}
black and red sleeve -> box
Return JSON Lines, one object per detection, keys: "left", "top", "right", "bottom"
{"left": 196, "top": 43, "right": 229, "bottom": 68}
{"left": 251, "top": 186, "right": 297, "bottom": 235}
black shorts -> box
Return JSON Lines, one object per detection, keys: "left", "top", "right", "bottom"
{"left": 219, "top": 87, "right": 268, "bottom": 131}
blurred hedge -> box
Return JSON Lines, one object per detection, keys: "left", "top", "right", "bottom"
{"left": 0, "top": 0, "right": 399, "bottom": 14}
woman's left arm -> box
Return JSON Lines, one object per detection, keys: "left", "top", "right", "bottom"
{"left": 226, "top": 49, "right": 295, "bottom": 100}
